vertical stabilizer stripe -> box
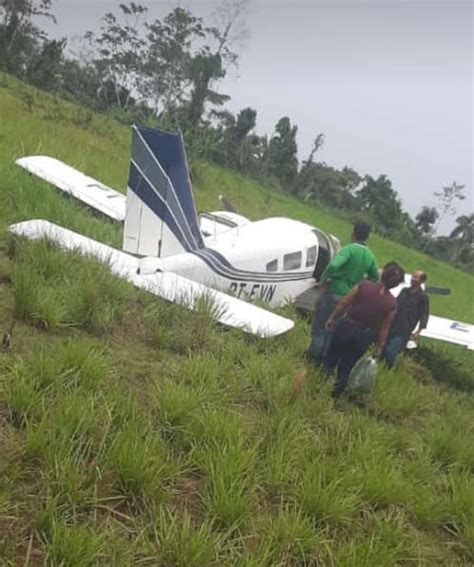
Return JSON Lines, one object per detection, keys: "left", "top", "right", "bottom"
{"left": 133, "top": 125, "right": 204, "bottom": 249}
{"left": 128, "top": 163, "right": 192, "bottom": 251}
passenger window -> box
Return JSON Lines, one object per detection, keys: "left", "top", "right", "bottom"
{"left": 266, "top": 259, "right": 278, "bottom": 272}
{"left": 283, "top": 251, "right": 302, "bottom": 271}
{"left": 306, "top": 246, "right": 317, "bottom": 267}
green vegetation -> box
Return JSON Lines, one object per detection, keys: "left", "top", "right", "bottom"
{"left": 1, "top": 1, "right": 472, "bottom": 272}
{"left": 0, "top": 76, "right": 473, "bottom": 565}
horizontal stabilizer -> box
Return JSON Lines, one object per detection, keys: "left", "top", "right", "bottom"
{"left": 199, "top": 211, "right": 250, "bottom": 239}
{"left": 9, "top": 220, "right": 294, "bottom": 338}
{"left": 16, "top": 156, "right": 126, "bottom": 221}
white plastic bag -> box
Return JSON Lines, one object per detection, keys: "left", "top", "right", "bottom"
{"left": 346, "top": 356, "right": 377, "bottom": 394}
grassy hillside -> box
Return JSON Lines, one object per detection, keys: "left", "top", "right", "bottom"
{"left": 1, "top": 75, "right": 471, "bottom": 323}
{"left": 0, "top": 74, "right": 473, "bottom": 565}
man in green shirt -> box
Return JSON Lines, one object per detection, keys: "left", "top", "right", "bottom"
{"left": 307, "top": 222, "right": 379, "bottom": 363}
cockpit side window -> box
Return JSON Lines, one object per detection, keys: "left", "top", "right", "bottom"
{"left": 306, "top": 245, "right": 317, "bottom": 267}
{"left": 283, "top": 251, "right": 302, "bottom": 271}
{"left": 266, "top": 259, "right": 278, "bottom": 272}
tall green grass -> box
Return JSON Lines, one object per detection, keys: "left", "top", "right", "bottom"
{"left": 0, "top": 74, "right": 473, "bottom": 565}
{"left": 11, "top": 238, "right": 131, "bottom": 333}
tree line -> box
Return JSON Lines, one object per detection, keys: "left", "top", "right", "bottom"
{"left": 1, "top": 0, "right": 472, "bottom": 272}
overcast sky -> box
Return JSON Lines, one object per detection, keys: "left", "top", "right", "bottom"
{"left": 42, "top": 0, "right": 472, "bottom": 234}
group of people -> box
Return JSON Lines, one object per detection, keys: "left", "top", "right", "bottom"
{"left": 307, "top": 222, "right": 430, "bottom": 398}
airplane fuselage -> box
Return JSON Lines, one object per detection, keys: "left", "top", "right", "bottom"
{"left": 138, "top": 216, "right": 338, "bottom": 306}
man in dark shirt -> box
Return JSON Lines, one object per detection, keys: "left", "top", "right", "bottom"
{"left": 381, "top": 270, "right": 430, "bottom": 368}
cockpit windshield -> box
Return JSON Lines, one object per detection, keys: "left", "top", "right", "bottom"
{"left": 312, "top": 229, "right": 331, "bottom": 280}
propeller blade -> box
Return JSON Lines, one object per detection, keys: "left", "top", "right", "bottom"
{"left": 424, "top": 286, "right": 451, "bottom": 296}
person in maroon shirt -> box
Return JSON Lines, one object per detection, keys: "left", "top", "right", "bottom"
{"left": 323, "top": 262, "right": 405, "bottom": 398}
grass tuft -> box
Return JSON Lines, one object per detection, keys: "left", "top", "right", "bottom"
{"left": 106, "top": 420, "right": 177, "bottom": 506}
{"left": 146, "top": 509, "right": 218, "bottom": 566}
{"left": 295, "top": 459, "right": 360, "bottom": 525}
{"left": 260, "top": 505, "right": 329, "bottom": 564}
{"left": 11, "top": 238, "right": 130, "bottom": 333}
{"left": 41, "top": 519, "right": 104, "bottom": 567}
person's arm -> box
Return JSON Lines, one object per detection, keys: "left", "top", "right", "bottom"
{"left": 375, "top": 309, "right": 396, "bottom": 357}
{"left": 320, "top": 247, "right": 351, "bottom": 282}
{"left": 367, "top": 256, "right": 380, "bottom": 283}
{"left": 411, "top": 295, "right": 430, "bottom": 340}
{"left": 325, "top": 285, "right": 358, "bottom": 331}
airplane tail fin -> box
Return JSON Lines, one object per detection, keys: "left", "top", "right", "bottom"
{"left": 123, "top": 125, "right": 204, "bottom": 257}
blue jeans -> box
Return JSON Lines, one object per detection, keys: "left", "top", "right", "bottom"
{"left": 381, "top": 336, "right": 406, "bottom": 368}
{"left": 307, "top": 290, "right": 343, "bottom": 364}
{"left": 323, "top": 319, "right": 375, "bottom": 398}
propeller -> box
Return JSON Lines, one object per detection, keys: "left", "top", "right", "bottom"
{"left": 402, "top": 273, "right": 451, "bottom": 296}
{"left": 219, "top": 194, "right": 238, "bottom": 214}
{"left": 424, "top": 286, "right": 451, "bottom": 296}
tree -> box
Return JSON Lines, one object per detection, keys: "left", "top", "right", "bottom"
{"left": 415, "top": 206, "right": 439, "bottom": 235}
{"left": 184, "top": 50, "right": 228, "bottom": 129}
{"left": 212, "top": 106, "right": 257, "bottom": 169}
{"left": 232, "top": 107, "right": 258, "bottom": 169}
{"left": 209, "top": 0, "right": 249, "bottom": 71}
{"left": 0, "top": 0, "right": 56, "bottom": 76}
{"left": 267, "top": 116, "right": 299, "bottom": 189}
{"left": 85, "top": 2, "right": 148, "bottom": 111}
{"left": 233, "top": 107, "right": 257, "bottom": 142}
{"left": 356, "top": 174, "right": 403, "bottom": 233}
{"left": 294, "top": 162, "right": 357, "bottom": 209}
{"left": 450, "top": 214, "right": 474, "bottom": 242}
{"left": 143, "top": 5, "right": 243, "bottom": 127}
{"left": 57, "top": 57, "right": 104, "bottom": 109}
{"left": 302, "top": 133, "right": 325, "bottom": 168}
{"left": 433, "top": 181, "right": 466, "bottom": 230}
{"left": 144, "top": 7, "right": 205, "bottom": 120}
{"left": 422, "top": 181, "right": 466, "bottom": 253}
{"left": 182, "top": 1, "right": 250, "bottom": 129}
{"left": 340, "top": 167, "right": 362, "bottom": 197}
{"left": 450, "top": 214, "right": 474, "bottom": 265}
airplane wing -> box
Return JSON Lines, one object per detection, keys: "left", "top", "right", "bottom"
{"left": 418, "top": 315, "right": 474, "bottom": 350}
{"left": 9, "top": 220, "right": 294, "bottom": 338}
{"left": 15, "top": 156, "right": 126, "bottom": 221}
{"left": 293, "top": 279, "right": 472, "bottom": 349}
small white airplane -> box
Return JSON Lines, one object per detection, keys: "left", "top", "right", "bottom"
{"left": 10, "top": 124, "right": 474, "bottom": 348}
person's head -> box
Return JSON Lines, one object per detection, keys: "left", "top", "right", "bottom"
{"left": 381, "top": 262, "right": 405, "bottom": 289}
{"left": 352, "top": 222, "right": 371, "bottom": 243}
{"left": 410, "top": 270, "right": 427, "bottom": 289}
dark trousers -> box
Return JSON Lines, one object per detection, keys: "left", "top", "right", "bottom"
{"left": 307, "top": 290, "right": 343, "bottom": 363}
{"left": 323, "top": 319, "right": 374, "bottom": 398}
{"left": 381, "top": 335, "right": 406, "bottom": 369}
